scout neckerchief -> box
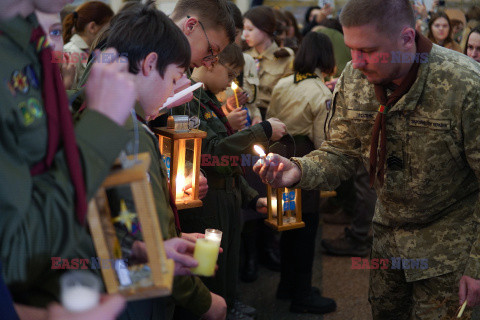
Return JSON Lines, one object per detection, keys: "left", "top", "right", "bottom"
{"left": 136, "top": 114, "right": 182, "bottom": 233}
{"left": 369, "top": 32, "right": 433, "bottom": 187}
{"left": 293, "top": 72, "right": 318, "bottom": 84}
{"left": 29, "top": 26, "right": 87, "bottom": 225}
{"left": 197, "top": 91, "right": 235, "bottom": 136}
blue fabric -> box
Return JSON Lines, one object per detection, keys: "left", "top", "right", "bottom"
{"left": 0, "top": 263, "right": 19, "bottom": 320}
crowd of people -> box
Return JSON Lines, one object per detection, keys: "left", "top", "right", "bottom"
{"left": 1, "top": 0, "right": 480, "bottom": 319}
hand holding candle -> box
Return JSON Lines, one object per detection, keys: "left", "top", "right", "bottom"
{"left": 191, "top": 229, "right": 222, "bottom": 277}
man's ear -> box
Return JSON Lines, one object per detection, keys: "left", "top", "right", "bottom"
{"left": 400, "top": 27, "right": 416, "bottom": 50}
{"left": 183, "top": 16, "right": 198, "bottom": 36}
{"left": 141, "top": 52, "right": 158, "bottom": 76}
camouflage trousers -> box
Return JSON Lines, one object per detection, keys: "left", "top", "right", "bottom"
{"left": 368, "top": 223, "right": 470, "bottom": 320}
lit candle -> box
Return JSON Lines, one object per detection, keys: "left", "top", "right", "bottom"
{"left": 231, "top": 81, "right": 240, "bottom": 109}
{"left": 61, "top": 271, "right": 100, "bottom": 313}
{"left": 176, "top": 174, "right": 186, "bottom": 199}
{"left": 254, "top": 145, "right": 266, "bottom": 158}
{"left": 191, "top": 238, "right": 220, "bottom": 277}
{"left": 205, "top": 229, "right": 222, "bottom": 245}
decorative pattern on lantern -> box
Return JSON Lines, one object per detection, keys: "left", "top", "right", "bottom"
{"left": 266, "top": 185, "right": 305, "bottom": 231}
{"left": 87, "top": 153, "right": 174, "bottom": 301}
{"left": 152, "top": 116, "right": 207, "bottom": 210}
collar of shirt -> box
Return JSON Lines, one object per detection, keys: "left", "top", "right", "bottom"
{"left": 0, "top": 13, "right": 37, "bottom": 51}
{"left": 249, "top": 41, "right": 279, "bottom": 61}
{"left": 69, "top": 33, "right": 89, "bottom": 51}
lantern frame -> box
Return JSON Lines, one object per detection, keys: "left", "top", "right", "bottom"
{"left": 87, "top": 153, "right": 174, "bottom": 301}
{"left": 153, "top": 127, "right": 207, "bottom": 210}
{"left": 265, "top": 185, "right": 305, "bottom": 231}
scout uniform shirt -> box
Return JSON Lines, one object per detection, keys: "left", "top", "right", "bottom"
{"left": 0, "top": 14, "right": 129, "bottom": 306}
{"left": 291, "top": 45, "right": 480, "bottom": 282}
{"left": 245, "top": 41, "right": 294, "bottom": 112}
{"left": 63, "top": 33, "right": 89, "bottom": 89}
{"left": 267, "top": 70, "right": 332, "bottom": 149}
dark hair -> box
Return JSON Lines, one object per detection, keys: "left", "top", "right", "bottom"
{"left": 320, "top": 18, "right": 343, "bottom": 34}
{"left": 428, "top": 11, "right": 454, "bottom": 45}
{"left": 227, "top": 1, "right": 243, "bottom": 30}
{"left": 464, "top": 26, "right": 480, "bottom": 54}
{"left": 218, "top": 43, "right": 245, "bottom": 70}
{"left": 63, "top": 1, "right": 114, "bottom": 44}
{"left": 294, "top": 32, "right": 335, "bottom": 75}
{"left": 340, "top": 0, "right": 415, "bottom": 35}
{"left": 105, "top": 1, "right": 190, "bottom": 76}
{"left": 304, "top": 6, "right": 321, "bottom": 25}
{"left": 466, "top": 6, "right": 480, "bottom": 22}
{"left": 171, "top": 0, "right": 236, "bottom": 43}
{"left": 283, "top": 10, "right": 302, "bottom": 42}
{"left": 244, "top": 6, "right": 276, "bottom": 38}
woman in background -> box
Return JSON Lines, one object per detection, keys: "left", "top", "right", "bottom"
{"left": 63, "top": 1, "right": 114, "bottom": 88}
{"left": 465, "top": 26, "right": 480, "bottom": 62}
{"left": 428, "top": 11, "right": 462, "bottom": 52}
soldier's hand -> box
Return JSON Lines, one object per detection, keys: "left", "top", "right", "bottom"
{"left": 253, "top": 153, "right": 302, "bottom": 188}
{"left": 227, "top": 107, "right": 248, "bottom": 131}
{"left": 47, "top": 295, "right": 125, "bottom": 320}
{"left": 85, "top": 48, "right": 136, "bottom": 126}
{"left": 164, "top": 237, "right": 198, "bottom": 276}
{"left": 202, "top": 292, "right": 227, "bottom": 320}
{"left": 459, "top": 275, "right": 480, "bottom": 307}
{"left": 267, "top": 118, "right": 287, "bottom": 141}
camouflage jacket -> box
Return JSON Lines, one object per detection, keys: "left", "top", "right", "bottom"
{"left": 292, "top": 45, "right": 480, "bottom": 281}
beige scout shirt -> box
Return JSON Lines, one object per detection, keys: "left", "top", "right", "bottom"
{"left": 63, "top": 33, "right": 89, "bottom": 89}
{"left": 267, "top": 71, "right": 332, "bottom": 149}
{"left": 292, "top": 45, "right": 480, "bottom": 282}
{"left": 245, "top": 41, "right": 294, "bottom": 111}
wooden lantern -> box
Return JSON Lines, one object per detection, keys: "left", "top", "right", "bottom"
{"left": 87, "top": 153, "right": 174, "bottom": 301}
{"left": 152, "top": 119, "right": 207, "bottom": 210}
{"left": 265, "top": 185, "right": 305, "bottom": 231}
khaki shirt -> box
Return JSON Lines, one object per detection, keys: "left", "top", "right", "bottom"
{"left": 267, "top": 72, "right": 332, "bottom": 149}
{"left": 292, "top": 45, "right": 480, "bottom": 282}
{"left": 245, "top": 42, "right": 294, "bottom": 110}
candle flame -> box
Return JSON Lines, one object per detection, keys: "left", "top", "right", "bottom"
{"left": 254, "top": 145, "right": 266, "bottom": 157}
{"left": 176, "top": 175, "right": 186, "bottom": 199}
{"left": 231, "top": 81, "right": 238, "bottom": 91}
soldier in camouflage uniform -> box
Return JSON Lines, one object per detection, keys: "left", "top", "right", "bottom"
{"left": 254, "top": 0, "right": 480, "bottom": 319}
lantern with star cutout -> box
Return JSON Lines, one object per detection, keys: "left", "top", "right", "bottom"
{"left": 87, "top": 153, "right": 174, "bottom": 301}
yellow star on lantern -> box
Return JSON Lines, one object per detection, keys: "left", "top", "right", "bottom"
{"left": 112, "top": 199, "right": 137, "bottom": 233}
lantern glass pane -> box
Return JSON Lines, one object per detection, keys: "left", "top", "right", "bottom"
{"left": 104, "top": 185, "right": 154, "bottom": 290}
{"left": 160, "top": 136, "right": 173, "bottom": 179}
{"left": 175, "top": 138, "right": 196, "bottom": 201}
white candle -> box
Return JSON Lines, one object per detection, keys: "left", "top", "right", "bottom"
{"left": 176, "top": 174, "right": 186, "bottom": 199}
{"left": 61, "top": 285, "right": 100, "bottom": 313}
{"left": 205, "top": 229, "right": 222, "bottom": 245}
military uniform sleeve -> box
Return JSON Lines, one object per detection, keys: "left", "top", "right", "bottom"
{"left": 0, "top": 108, "right": 129, "bottom": 288}
{"left": 460, "top": 89, "right": 480, "bottom": 279}
{"left": 311, "top": 101, "right": 327, "bottom": 150}
{"left": 171, "top": 275, "right": 212, "bottom": 316}
{"left": 291, "top": 73, "right": 361, "bottom": 190}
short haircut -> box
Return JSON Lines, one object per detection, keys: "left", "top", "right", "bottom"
{"left": 465, "top": 26, "right": 480, "bottom": 55}
{"left": 339, "top": 0, "right": 415, "bottom": 35}
{"left": 244, "top": 6, "right": 276, "bottom": 38}
{"left": 171, "top": 0, "right": 236, "bottom": 43}
{"left": 218, "top": 43, "right": 245, "bottom": 70}
{"left": 105, "top": 1, "right": 190, "bottom": 76}
{"left": 227, "top": 1, "right": 243, "bottom": 30}
{"left": 294, "top": 32, "right": 335, "bottom": 75}
{"left": 428, "top": 11, "right": 454, "bottom": 45}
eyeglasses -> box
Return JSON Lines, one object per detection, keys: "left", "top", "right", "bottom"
{"left": 197, "top": 20, "right": 218, "bottom": 63}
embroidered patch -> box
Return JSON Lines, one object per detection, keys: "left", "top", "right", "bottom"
{"left": 24, "top": 65, "right": 39, "bottom": 89}
{"left": 294, "top": 72, "right": 318, "bottom": 84}
{"left": 11, "top": 70, "right": 29, "bottom": 94}
{"left": 204, "top": 112, "right": 212, "bottom": 120}
{"left": 409, "top": 117, "right": 451, "bottom": 130}
{"left": 18, "top": 98, "right": 43, "bottom": 126}
{"left": 346, "top": 110, "right": 377, "bottom": 121}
